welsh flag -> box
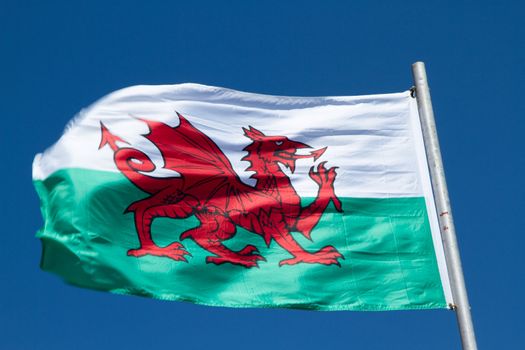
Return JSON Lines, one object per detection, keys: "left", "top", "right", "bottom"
{"left": 33, "top": 84, "right": 453, "bottom": 310}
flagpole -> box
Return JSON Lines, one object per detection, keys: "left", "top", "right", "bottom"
{"left": 411, "top": 61, "right": 478, "bottom": 350}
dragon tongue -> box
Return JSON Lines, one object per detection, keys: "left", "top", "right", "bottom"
{"left": 99, "top": 122, "right": 127, "bottom": 151}
{"left": 310, "top": 147, "right": 327, "bottom": 161}
{"left": 293, "top": 147, "right": 327, "bottom": 161}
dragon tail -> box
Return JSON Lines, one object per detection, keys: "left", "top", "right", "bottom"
{"left": 99, "top": 122, "right": 179, "bottom": 194}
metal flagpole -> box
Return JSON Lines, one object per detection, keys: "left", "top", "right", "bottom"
{"left": 411, "top": 61, "right": 478, "bottom": 350}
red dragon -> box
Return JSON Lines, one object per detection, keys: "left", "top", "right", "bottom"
{"left": 99, "top": 113, "right": 343, "bottom": 267}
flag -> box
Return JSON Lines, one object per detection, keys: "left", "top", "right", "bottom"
{"left": 33, "top": 83, "right": 453, "bottom": 310}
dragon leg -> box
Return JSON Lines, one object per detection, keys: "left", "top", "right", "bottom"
{"left": 257, "top": 209, "right": 344, "bottom": 266}
{"left": 262, "top": 213, "right": 343, "bottom": 266}
{"left": 294, "top": 162, "right": 343, "bottom": 239}
{"left": 126, "top": 189, "right": 198, "bottom": 261}
{"left": 181, "top": 207, "right": 265, "bottom": 268}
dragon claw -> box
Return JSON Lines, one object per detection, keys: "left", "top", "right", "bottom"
{"left": 308, "top": 161, "right": 342, "bottom": 212}
{"left": 309, "top": 161, "right": 339, "bottom": 186}
{"left": 206, "top": 245, "right": 266, "bottom": 267}
{"left": 127, "top": 242, "right": 191, "bottom": 262}
{"left": 278, "top": 246, "right": 344, "bottom": 267}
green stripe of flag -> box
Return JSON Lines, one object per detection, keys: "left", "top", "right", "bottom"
{"left": 34, "top": 168, "right": 446, "bottom": 311}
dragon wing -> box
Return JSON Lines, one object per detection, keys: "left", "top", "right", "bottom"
{"left": 141, "top": 113, "right": 258, "bottom": 208}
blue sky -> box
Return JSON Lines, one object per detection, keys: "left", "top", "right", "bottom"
{"left": 1, "top": 1, "right": 524, "bottom": 349}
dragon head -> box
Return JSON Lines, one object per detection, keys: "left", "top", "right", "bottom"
{"left": 242, "top": 126, "right": 326, "bottom": 173}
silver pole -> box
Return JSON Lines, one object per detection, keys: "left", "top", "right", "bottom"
{"left": 411, "top": 61, "right": 478, "bottom": 350}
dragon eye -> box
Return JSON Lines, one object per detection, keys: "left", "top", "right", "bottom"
{"left": 275, "top": 141, "right": 283, "bottom": 146}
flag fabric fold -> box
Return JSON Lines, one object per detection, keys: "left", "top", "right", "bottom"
{"left": 33, "top": 83, "right": 453, "bottom": 310}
